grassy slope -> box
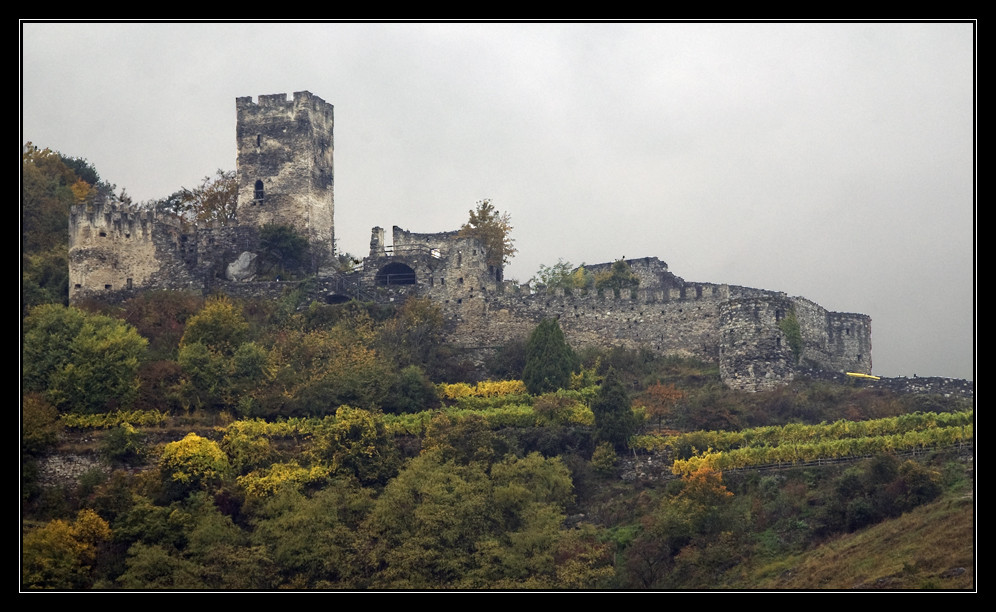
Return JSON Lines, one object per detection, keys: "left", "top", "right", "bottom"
{"left": 747, "top": 486, "right": 975, "bottom": 590}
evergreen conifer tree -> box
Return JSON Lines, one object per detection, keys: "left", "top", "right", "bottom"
{"left": 591, "top": 368, "right": 638, "bottom": 451}
{"left": 522, "top": 318, "right": 578, "bottom": 395}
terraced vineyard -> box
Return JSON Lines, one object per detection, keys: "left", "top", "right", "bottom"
{"left": 633, "top": 411, "right": 973, "bottom": 475}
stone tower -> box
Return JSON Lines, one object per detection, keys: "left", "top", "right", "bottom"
{"left": 235, "top": 91, "right": 335, "bottom": 264}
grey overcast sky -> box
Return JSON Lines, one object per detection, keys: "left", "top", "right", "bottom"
{"left": 21, "top": 22, "right": 975, "bottom": 381}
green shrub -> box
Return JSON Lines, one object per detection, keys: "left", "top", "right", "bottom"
{"left": 100, "top": 423, "right": 146, "bottom": 465}
{"left": 591, "top": 442, "right": 617, "bottom": 475}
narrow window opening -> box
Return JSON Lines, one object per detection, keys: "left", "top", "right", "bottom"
{"left": 126, "top": 278, "right": 133, "bottom": 289}
{"left": 99, "top": 231, "right": 107, "bottom": 237}
{"left": 104, "top": 284, "right": 112, "bottom": 290}
{"left": 254, "top": 180, "right": 265, "bottom": 202}
{"left": 256, "top": 134, "right": 261, "bottom": 147}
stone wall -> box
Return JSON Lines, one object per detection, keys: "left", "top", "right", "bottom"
{"left": 361, "top": 226, "right": 500, "bottom": 304}
{"left": 716, "top": 294, "right": 873, "bottom": 392}
{"left": 436, "top": 278, "right": 873, "bottom": 392}
{"left": 582, "top": 256, "right": 684, "bottom": 296}
{"left": 456, "top": 288, "right": 727, "bottom": 359}
{"left": 796, "top": 368, "right": 975, "bottom": 399}
{"left": 69, "top": 199, "right": 202, "bottom": 300}
{"left": 719, "top": 295, "right": 797, "bottom": 392}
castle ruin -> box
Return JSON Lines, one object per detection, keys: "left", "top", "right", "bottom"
{"left": 68, "top": 91, "right": 873, "bottom": 392}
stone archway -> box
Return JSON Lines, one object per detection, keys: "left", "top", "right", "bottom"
{"left": 375, "top": 262, "right": 417, "bottom": 286}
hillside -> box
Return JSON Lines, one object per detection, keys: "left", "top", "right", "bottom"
{"left": 21, "top": 147, "right": 975, "bottom": 590}
{"left": 750, "top": 482, "right": 974, "bottom": 590}
{"left": 21, "top": 294, "right": 976, "bottom": 590}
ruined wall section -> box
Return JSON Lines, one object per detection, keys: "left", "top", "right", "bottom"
{"left": 792, "top": 296, "right": 833, "bottom": 368}
{"left": 718, "top": 294, "right": 873, "bottom": 392}
{"left": 194, "top": 223, "right": 260, "bottom": 290}
{"left": 719, "top": 295, "right": 798, "bottom": 392}
{"left": 236, "top": 91, "right": 334, "bottom": 266}
{"left": 68, "top": 199, "right": 201, "bottom": 301}
{"left": 582, "top": 256, "right": 686, "bottom": 295}
{"left": 825, "top": 310, "right": 872, "bottom": 373}
{"left": 361, "top": 226, "right": 498, "bottom": 303}
{"left": 788, "top": 297, "right": 871, "bottom": 374}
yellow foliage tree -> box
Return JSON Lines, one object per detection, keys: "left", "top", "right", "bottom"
{"left": 22, "top": 509, "right": 111, "bottom": 589}
{"left": 160, "top": 433, "right": 231, "bottom": 491}
{"left": 459, "top": 199, "right": 517, "bottom": 270}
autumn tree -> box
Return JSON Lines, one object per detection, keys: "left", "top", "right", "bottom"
{"left": 458, "top": 199, "right": 517, "bottom": 272}
{"left": 160, "top": 433, "right": 232, "bottom": 496}
{"left": 22, "top": 143, "right": 94, "bottom": 252}
{"left": 249, "top": 484, "right": 373, "bottom": 588}
{"left": 22, "top": 509, "right": 112, "bottom": 589}
{"left": 623, "top": 465, "right": 735, "bottom": 588}
{"left": 22, "top": 393, "right": 63, "bottom": 455}
{"left": 533, "top": 259, "right": 594, "bottom": 293}
{"left": 121, "top": 290, "right": 204, "bottom": 361}
{"left": 156, "top": 169, "right": 237, "bottom": 224}
{"left": 180, "top": 295, "right": 250, "bottom": 356}
{"left": 22, "top": 143, "right": 105, "bottom": 313}
{"left": 310, "top": 406, "right": 400, "bottom": 486}
{"left": 377, "top": 297, "right": 445, "bottom": 368}
{"left": 642, "top": 383, "right": 686, "bottom": 431}
{"left": 261, "top": 317, "right": 391, "bottom": 417}
{"left": 174, "top": 296, "right": 264, "bottom": 412}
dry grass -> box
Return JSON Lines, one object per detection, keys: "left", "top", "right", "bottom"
{"left": 750, "top": 489, "right": 975, "bottom": 590}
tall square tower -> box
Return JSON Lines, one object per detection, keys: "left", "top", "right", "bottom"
{"left": 235, "top": 91, "right": 334, "bottom": 264}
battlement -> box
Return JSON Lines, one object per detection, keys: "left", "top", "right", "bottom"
{"left": 235, "top": 90, "right": 333, "bottom": 113}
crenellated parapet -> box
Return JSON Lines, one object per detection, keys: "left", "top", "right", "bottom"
{"left": 68, "top": 198, "right": 201, "bottom": 300}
